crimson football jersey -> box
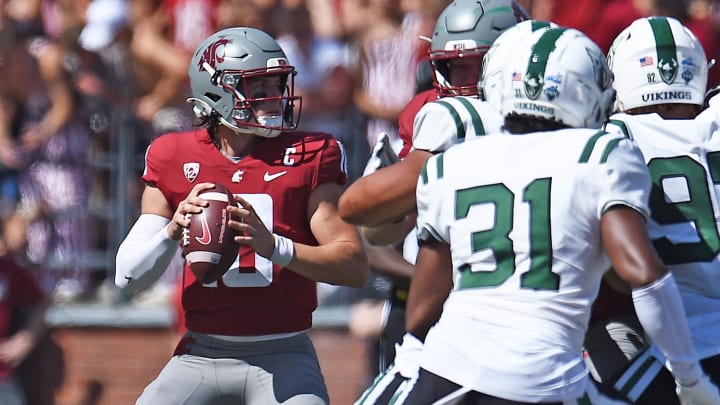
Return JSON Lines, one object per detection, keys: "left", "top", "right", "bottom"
{"left": 398, "top": 89, "right": 439, "bottom": 159}
{"left": 143, "top": 129, "right": 347, "bottom": 335}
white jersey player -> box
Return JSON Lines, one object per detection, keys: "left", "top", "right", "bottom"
{"left": 394, "top": 27, "right": 720, "bottom": 405}
{"left": 352, "top": 17, "right": 554, "bottom": 405}
{"left": 602, "top": 16, "right": 720, "bottom": 404}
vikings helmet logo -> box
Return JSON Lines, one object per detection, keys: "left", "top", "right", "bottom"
{"left": 524, "top": 72, "right": 543, "bottom": 100}
{"left": 657, "top": 56, "right": 678, "bottom": 84}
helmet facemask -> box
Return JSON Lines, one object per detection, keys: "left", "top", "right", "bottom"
{"left": 188, "top": 27, "right": 303, "bottom": 138}
{"left": 429, "top": 47, "right": 488, "bottom": 97}
{"left": 429, "top": 0, "right": 530, "bottom": 98}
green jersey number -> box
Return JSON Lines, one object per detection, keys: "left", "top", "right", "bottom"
{"left": 456, "top": 178, "right": 559, "bottom": 291}
{"left": 648, "top": 154, "right": 720, "bottom": 263}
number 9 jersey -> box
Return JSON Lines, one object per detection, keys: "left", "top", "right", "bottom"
{"left": 607, "top": 110, "right": 720, "bottom": 361}
{"left": 414, "top": 128, "right": 651, "bottom": 402}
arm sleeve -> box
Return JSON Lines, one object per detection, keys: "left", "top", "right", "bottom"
{"left": 632, "top": 272, "right": 704, "bottom": 386}
{"left": 115, "top": 214, "right": 179, "bottom": 294}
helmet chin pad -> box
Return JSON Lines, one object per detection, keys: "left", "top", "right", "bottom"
{"left": 219, "top": 115, "right": 283, "bottom": 138}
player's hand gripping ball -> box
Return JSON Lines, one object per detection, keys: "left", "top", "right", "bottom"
{"left": 181, "top": 184, "right": 239, "bottom": 284}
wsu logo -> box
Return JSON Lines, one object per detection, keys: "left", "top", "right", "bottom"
{"left": 198, "top": 38, "right": 231, "bottom": 72}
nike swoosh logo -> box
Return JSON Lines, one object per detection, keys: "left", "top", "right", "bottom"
{"left": 264, "top": 171, "right": 288, "bottom": 182}
{"left": 195, "top": 212, "right": 212, "bottom": 245}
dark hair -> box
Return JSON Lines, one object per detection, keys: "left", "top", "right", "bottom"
{"left": 193, "top": 112, "right": 220, "bottom": 143}
{"left": 503, "top": 112, "right": 570, "bottom": 134}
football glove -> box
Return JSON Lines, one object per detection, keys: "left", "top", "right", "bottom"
{"left": 676, "top": 374, "right": 720, "bottom": 405}
{"left": 362, "top": 133, "right": 400, "bottom": 176}
{"left": 394, "top": 332, "right": 423, "bottom": 379}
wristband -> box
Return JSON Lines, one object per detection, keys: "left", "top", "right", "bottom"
{"left": 271, "top": 234, "right": 294, "bottom": 267}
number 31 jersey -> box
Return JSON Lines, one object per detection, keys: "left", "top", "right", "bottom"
{"left": 607, "top": 110, "right": 720, "bottom": 360}
{"left": 415, "top": 128, "right": 651, "bottom": 402}
{"left": 142, "top": 129, "right": 346, "bottom": 336}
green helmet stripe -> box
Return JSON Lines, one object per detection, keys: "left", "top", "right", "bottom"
{"left": 649, "top": 17, "right": 678, "bottom": 84}
{"left": 531, "top": 21, "right": 551, "bottom": 31}
{"left": 455, "top": 97, "right": 486, "bottom": 135}
{"left": 524, "top": 28, "right": 567, "bottom": 99}
{"left": 436, "top": 100, "right": 467, "bottom": 140}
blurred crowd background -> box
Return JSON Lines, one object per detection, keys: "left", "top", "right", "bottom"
{"left": 0, "top": 0, "right": 719, "bottom": 309}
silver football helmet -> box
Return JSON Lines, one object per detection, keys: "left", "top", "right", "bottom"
{"left": 429, "top": 0, "right": 529, "bottom": 97}
{"left": 607, "top": 16, "right": 708, "bottom": 111}
{"left": 187, "top": 27, "right": 301, "bottom": 138}
{"left": 501, "top": 27, "right": 615, "bottom": 129}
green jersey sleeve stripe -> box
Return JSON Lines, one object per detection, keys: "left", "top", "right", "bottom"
{"left": 436, "top": 153, "right": 444, "bottom": 179}
{"left": 608, "top": 119, "right": 632, "bottom": 138}
{"left": 578, "top": 130, "right": 609, "bottom": 163}
{"left": 420, "top": 160, "right": 429, "bottom": 184}
{"left": 455, "top": 97, "right": 486, "bottom": 135}
{"left": 600, "top": 138, "right": 623, "bottom": 163}
{"left": 420, "top": 154, "right": 444, "bottom": 184}
{"left": 435, "top": 100, "right": 467, "bottom": 140}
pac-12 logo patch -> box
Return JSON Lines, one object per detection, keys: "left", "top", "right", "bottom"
{"left": 184, "top": 162, "right": 200, "bottom": 183}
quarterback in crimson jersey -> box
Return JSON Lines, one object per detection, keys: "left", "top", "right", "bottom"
{"left": 143, "top": 129, "right": 346, "bottom": 335}
{"left": 116, "top": 27, "right": 367, "bottom": 405}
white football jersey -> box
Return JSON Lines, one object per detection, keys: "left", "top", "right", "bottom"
{"left": 411, "top": 96, "right": 504, "bottom": 153}
{"left": 607, "top": 111, "right": 720, "bottom": 359}
{"left": 415, "top": 128, "right": 651, "bottom": 402}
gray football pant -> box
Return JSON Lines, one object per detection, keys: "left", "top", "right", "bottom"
{"left": 136, "top": 332, "right": 329, "bottom": 405}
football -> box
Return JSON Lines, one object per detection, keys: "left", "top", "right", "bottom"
{"left": 181, "top": 184, "right": 239, "bottom": 284}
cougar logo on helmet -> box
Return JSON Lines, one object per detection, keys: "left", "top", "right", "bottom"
{"left": 188, "top": 27, "right": 301, "bottom": 138}
{"left": 198, "top": 38, "right": 230, "bottom": 72}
